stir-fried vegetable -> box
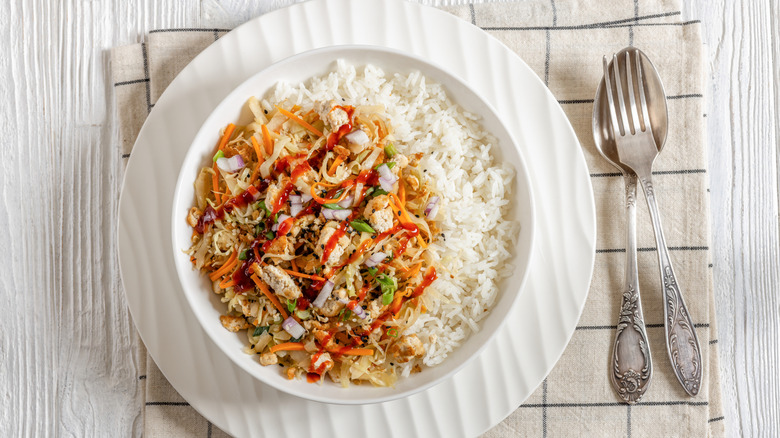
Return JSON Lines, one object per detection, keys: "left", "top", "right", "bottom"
{"left": 186, "top": 99, "right": 441, "bottom": 386}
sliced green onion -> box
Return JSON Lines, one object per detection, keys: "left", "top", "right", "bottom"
{"left": 341, "top": 309, "right": 353, "bottom": 322}
{"left": 377, "top": 274, "right": 398, "bottom": 305}
{"left": 296, "top": 309, "right": 311, "bottom": 320}
{"left": 265, "top": 231, "right": 275, "bottom": 240}
{"left": 254, "top": 224, "right": 263, "bottom": 235}
{"left": 238, "top": 249, "right": 249, "bottom": 260}
{"left": 384, "top": 143, "right": 397, "bottom": 158}
{"left": 213, "top": 150, "right": 225, "bottom": 162}
{"left": 350, "top": 220, "right": 375, "bottom": 233}
{"left": 290, "top": 335, "right": 303, "bottom": 343}
{"left": 373, "top": 161, "right": 396, "bottom": 170}
{"left": 371, "top": 188, "right": 388, "bottom": 197}
{"left": 386, "top": 327, "right": 399, "bottom": 338}
{"left": 257, "top": 200, "right": 270, "bottom": 214}
{"left": 323, "top": 203, "right": 347, "bottom": 210}
{"left": 286, "top": 299, "right": 297, "bottom": 313}
{"left": 253, "top": 325, "right": 270, "bottom": 337}
{"left": 366, "top": 267, "right": 378, "bottom": 277}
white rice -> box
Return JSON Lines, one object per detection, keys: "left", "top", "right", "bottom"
{"left": 269, "top": 61, "right": 517, "bottom": 375}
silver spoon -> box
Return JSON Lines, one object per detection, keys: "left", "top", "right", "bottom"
{"left": 592, "top": 48, "right": 666, "bottom": 403}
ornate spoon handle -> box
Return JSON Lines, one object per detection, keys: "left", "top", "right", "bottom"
{"left": 611, "top": 174, "right": 652, "bottom": 404}
{"left": 638, "top": 174, "right": 703, "bottom": 396}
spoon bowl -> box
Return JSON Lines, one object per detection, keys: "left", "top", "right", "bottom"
{"left": 592, "top": 48, "right": 668, "bottom": 169}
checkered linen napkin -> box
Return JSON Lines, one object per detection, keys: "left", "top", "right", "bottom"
{"left": 112, "top": 1, "right": 725, "bottom": 436}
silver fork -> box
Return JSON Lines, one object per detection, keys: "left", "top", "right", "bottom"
{"left": 603, "top": 50, "right": 703, "bottom": 396}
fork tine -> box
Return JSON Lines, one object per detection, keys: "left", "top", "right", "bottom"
{"left": 635, "top": 50, "right": 651, "bottom": 133}
{"left": 602, "top": 56, "right": 622, "bottom": 137}
{"left": 625, "top": 51, "right": 641, "bottom": 135}
{"left": 612, "top": 54, "right": 631, "bottom": 137}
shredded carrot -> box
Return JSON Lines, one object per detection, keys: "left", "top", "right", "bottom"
{"left": 261, "top": 124, "right": 274, "bottom": 156}
{"left": 209, "top": 251, "right": 238, "bottom": 281}
{"left": 389, "top": 193, "right": 428, "bottom": 249}
{"left": 310, "top": 180, "right": 353, "bottom": 204}
{"left": 275, "top": 106, "right": 324, "bottom": 137}
{"left": 270, "top": 342, "right": 306, "bottom": 354}
{"left": 327, "top": 347, "right": 374, "bottom": 356}
{"left": 219, "top": 277, "right": 236, "bottom": 289}
{"left": 401, "top": 262, "right": 423, "bottom": 279}
{"left": 249, "top": 136, "right": 265, "bottom": 183}
{"left": 290, "top": 258, "right": 299, "bottom": 272}
{"left": 250, "top": 271, "right": 289, "bottom": 319}
{"left": 398, "top": 179, "right": 406, "bottom": 204}
{"left": 282, "top": 269, "right": 326, "bottom": 282}
{"left": 328, "top": 154, "right": 346, "bottom": 176}
{"left": 218, "top": 123, "right": 236, "bottom": 151}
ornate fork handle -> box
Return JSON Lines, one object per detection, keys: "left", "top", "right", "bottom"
{"left": 611, "top": 174, "right": 652, "bottom": 403}
{"left": 638, "top": 174, "right": 703, "bottom": 396}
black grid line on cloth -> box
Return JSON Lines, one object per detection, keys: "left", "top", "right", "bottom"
{"left": 522, "top": 401, "right": 709, "bottom": 408}
{"left": 140, "top": 42, "right": 152, "bottom": 114}
{"left": 149, "top": 28, "right": 232, "bottom": 34}
{"left": 595, "top": 246, "right": 709, "bottom": 253}
{"left": 114, "top": 78, "right": 149, "bottom": 87}
{"left": 542, "top": 0, "right": 556, "bottom": 86}
{"left": 576, "top": 323, "right": 710, "bottom": 330}
{"left": 481, "top": 11, "right": 681, "bottom": 31}
{"left": 122, "top": 153, "right": 131, "bottom": 158}
{"left": 208, "top": 421, "right": 213, "bottom": 437}
{"left": 558, "top": 93, "right": 702, "bottom": 105}
{"left": 146, "top": 401, "right": 190, "bottom": 406}
{"left": 709, "top": 416, "right": 725, "bottom": 423}
{"left": 138, "top": 375, "right": 147, "bottom": 380}
{"left": 603, "top": 20, "right": 700, "bottom": 30}
{"left": 542, "top": 378, "right": 548, "bottom": 438}
{"left": 590, "top": 169, "right": 708, "bottom": 178}
{"left": 469, "top": 4, "right": 476, "bottom": 25}
{"left": 628, "top": 0, "right": 639, "bottom": 46}
{"left": 627, "top": 404, "right": 632, "bottom": 438}
{"left": 710, "top": 339, "right": 718, "bottom": 344}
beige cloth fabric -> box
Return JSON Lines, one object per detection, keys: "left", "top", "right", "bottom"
{"left": 111, "top": 1, "right": 725, "bottom": 436}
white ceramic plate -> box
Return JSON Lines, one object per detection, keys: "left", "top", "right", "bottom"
{"left": 118, "top": 0, "right": 595, "bottom": 436}
{"left": 171, "top": 45, "right": 536, "bottom": 405}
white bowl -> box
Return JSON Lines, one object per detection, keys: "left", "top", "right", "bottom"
{"left": 171, "top": 45, "right": 535, "bottom": 405}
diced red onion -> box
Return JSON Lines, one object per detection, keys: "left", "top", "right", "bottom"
{"left": 364, "top": 252, "right": 386, "bottom": 268}
{"left": 337, "top": 195, "right": 354, "bottom": 209}
{"left": 377, "top": 163, "right": 393, "bottom": 180}
{"left": 281, "top": 316, "right": 306, "bottom": 339}
{"left": 352, "top": 304, "right": 367, "bottom": 319}
{"left": 345, "top": 129, "right": 370, "bottom": 145}
{"left": 290, "top": 195, "right": 303, "bottom": 217}
{"left": 337, "top": 297, "right": 367, "bottom": 320}
{"left": 313, "top": 280, "right": 335, "bottom": 308}
{"left": 216, "top": 155, "right": 244, "bottom": 173}
{"left": 425, "top": 196, "right": 440, "bottom": 219}
{"left": 322, "top": 208, "right": 351, "bottom": 221}
{"left": 379, "top": 176, "right": 396, "bottom": 192}
{"left": 272, "top": 214, "right": 291, "bottom": 231}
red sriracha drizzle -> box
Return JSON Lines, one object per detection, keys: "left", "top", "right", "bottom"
{"left": 271, "top": 182, "right": 295, "bottom": 214}
{"left": 321, "top": 221, "right": 349, "bottom": 264}
{"left": 195, "top": 180, "right": 269, "bottom": 233}
{"left": 325, "top": 105, "right": 355, "bottom": 149}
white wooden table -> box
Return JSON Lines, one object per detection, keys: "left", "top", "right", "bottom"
{"left": 0, "top": 1, "right": 776, "bottom": 436}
